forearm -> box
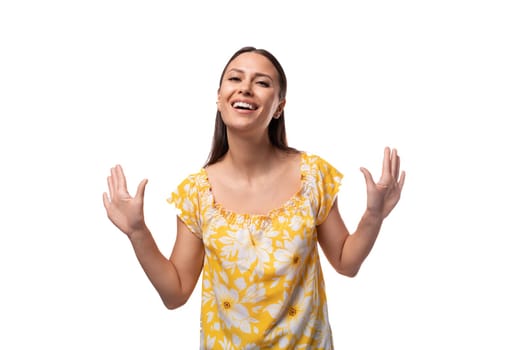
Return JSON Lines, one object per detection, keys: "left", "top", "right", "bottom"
{"left": 339, "top": 210, "right": 383, "bottom": 277}
{"left": 128, "top": 228, "right": 186, "bottom": 309}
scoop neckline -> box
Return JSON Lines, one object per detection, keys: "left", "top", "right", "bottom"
{"left": 200, "top": 151, "right": 307, "bottom": 220}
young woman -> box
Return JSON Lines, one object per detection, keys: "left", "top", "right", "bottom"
{"left": 103, "top": 46, "right": 406, "bottom": 349}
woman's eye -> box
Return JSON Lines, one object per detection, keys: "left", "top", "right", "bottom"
{"left": 257, "top": 81, "right": 270, "bottom": 87}
{"left": 228, "top": 77, "right": 241, "bottom": 82}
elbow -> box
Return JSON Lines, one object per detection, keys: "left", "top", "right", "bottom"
{"left": 165, "top": 304, "right": 181, "bottom": 310}
{"left": 164, "top": 299, "right": 185, "bottom": 310}
{"left": 336, "top": 264, "right": 361, "bottom": 278}
{"left": 345, "top": 268, "right": 359, "bottom": 278}
{"left": 162, "top": 295, "right": 189, "bottom": 310}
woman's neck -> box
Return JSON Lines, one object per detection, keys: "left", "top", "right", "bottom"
{"left": 223, "top": 137, "right": 279, "bottom": 181}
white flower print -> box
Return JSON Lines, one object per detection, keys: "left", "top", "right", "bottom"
{"left": 203, "top": 335, "right": 216, "bottom": 349}
{"left": 240, "top": 282, "right": 267, "bottom": 305}
{"left": 170, "top": 153, "right": 341, "bottom": 349}
{"left": 273, "top": 236, "right": 310, "bottom": 277}
{"left": 281, "top": 286, "right": 313, "bottom": 339}
{"left": 212, "top": 276, "right": 261, "bottom": 334}
{"left": 215, "top": 282, "right": 249, "bottom": 331}
{"left": 289, "top": 215, "right": 304, "bottom": 231}
{"left": 238, "top": 240, "right": 272, "bottom": 277}
{"left": 217, "top": 224, "right": 274, "bottom": 277}
{"left": 217, "top": 228, "right": 250, "bottom": 260}
{"left": 217, "top": 337, "right": 237, "bottom": 350}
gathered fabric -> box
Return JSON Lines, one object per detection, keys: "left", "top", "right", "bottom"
{"left": 168, "top": 152, "right": 343, "bottom": 349}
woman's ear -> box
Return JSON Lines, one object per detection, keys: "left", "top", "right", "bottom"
{"left": 274, "top": 99, "right": 286, "bottom": 118}
{"left": 216, "top": 92, "right": 222, "bottom": 111}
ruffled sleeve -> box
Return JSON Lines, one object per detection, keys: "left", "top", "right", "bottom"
{"left": 311, "top": 155, "right": 343, "bottom": 225}
{"left": 166, "top": 174, "right": 203, "bottom": 239}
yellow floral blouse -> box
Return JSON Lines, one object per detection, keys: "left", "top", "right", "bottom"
{"left": 168, "top": 152, "right": 343, "bottom": 349}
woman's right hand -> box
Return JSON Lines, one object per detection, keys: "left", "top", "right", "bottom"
{"left": 102, "top": 165, "right": 149, "bottom": 238}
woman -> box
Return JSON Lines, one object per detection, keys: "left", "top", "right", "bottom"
{"left": 103, "top": 46, "right": 405, "bottom": 349}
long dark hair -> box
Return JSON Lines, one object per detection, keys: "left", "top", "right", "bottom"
{"left": 204, "top": 47, "right": 297, "bottom": 167}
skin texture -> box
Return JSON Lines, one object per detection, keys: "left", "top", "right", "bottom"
{"left": 102, "top": 51, "right": 406, "bottom": 309}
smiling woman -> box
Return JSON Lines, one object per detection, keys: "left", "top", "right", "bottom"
{"left": 103, "top": 46, "right": 405, "bottom": 349}
{"left": 215, "top": 51, "right": 286, "bottom": 149}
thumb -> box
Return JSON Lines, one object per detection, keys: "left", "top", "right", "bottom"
{"left": 102, "top": 192, "right": 110, "bottom": 210}
{"left": 135, "top": 179, "right": 148, "bottom": 199}
{"left": 360, "top": 167, "right": 374, "bottom": 187}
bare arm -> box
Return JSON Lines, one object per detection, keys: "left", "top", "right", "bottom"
{"left": 126, "top": 220, "right": 204, "bottom": 309}
{"left": 103, "top": 165, "right": 204, "bottom": 309}
{"left": 317, "top": 147, "right": 406, "bottom": 277}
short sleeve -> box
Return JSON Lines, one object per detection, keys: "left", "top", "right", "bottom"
{"left": 313, "top": 156, "right": 343, "bottom": 225}
{"left": 166, "top": 175, "right": 203, "bottom": 239}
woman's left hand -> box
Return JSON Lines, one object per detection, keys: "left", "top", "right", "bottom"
{"left": 360, "top": 147, "right": 406, "bottom": 219}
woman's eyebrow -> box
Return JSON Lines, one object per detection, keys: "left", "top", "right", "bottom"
{"left": 227, "top": 68, "right": 273, "bottom": 81}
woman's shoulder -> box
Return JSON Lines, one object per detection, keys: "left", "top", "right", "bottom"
{"left": 299, "top": 151, "right": 335, "bottom": 169}
{"left": 299, "top": 151, "right": 343, "bottom": 182}
{"left": 175, "top": 167, "right": 209, "bottom": 191}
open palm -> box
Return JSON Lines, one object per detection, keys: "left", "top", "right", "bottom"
{"left": 102, "top": 165, "right": 149, "bottom": 237}
{"left": 360, "top": 147, "right": 406, "bottom": 219}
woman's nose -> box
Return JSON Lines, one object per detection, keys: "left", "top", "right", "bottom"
{"left": 238, "top": 82, "right": 253, "bottom": 95}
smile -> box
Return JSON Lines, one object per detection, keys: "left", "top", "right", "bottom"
{"left": 232, "top": 101, "right": 258, "bottom": 110}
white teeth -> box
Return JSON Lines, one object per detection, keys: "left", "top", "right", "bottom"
{"left": 233, "top": 101, "right": 256, "bottom": 110}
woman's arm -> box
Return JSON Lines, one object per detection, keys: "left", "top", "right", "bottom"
{"left": 317, "top": 201, "right": 383, "bottom": 277}
{"left": 317, "top": 147, "right": 405, "bottom": 277}
{"left": 103, "top": 165, "right": 204, "bottom": 309}
{"left": 126, "top": 220, "right": 204, "bottom": 309}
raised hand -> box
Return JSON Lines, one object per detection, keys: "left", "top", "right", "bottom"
{"left": 102, "top": 165, "right": 149, "bottom": 237}
{"left": 360, "top": 147, "right": 406, "bottom": 219}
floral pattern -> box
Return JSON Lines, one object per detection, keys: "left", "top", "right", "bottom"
{"left": 168, "top": 152, "right": 342, "bottom": 349}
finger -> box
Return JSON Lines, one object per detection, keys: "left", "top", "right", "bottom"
{"left": 115, "top": 164, "right": 126, "bottom": 190}
{"left": 376, "top": 147, "right": 394, "bottom": 187}
{"left": 135, "top": 179, "right": 148, "bottom": 200}
{"left": 391, "top": 148, "right": 400, "bottom": 180}
{"left": 115, "top": 165, "right": 128, "bottom": 193}
{"left": 398, "top": 170, "right": 406, "bottom": 191}
{"left": 107, "top": 174, "right": 115, "bottom": 199}
{"left": 382, "top": 146, "right": 391, "bottom": 179}
{"left": 395, "top": 153, "right": 401, "bottom": 180}
{"left": 110, "top": 167, "right": 119, "bottom": 198}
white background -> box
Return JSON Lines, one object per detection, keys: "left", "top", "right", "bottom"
{"left": 1, "top": 1, "right": 524, "bottom": 349}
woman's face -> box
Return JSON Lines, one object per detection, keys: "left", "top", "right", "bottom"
{"left": 217, "top": 52, "right": 285, "bottom": 136}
